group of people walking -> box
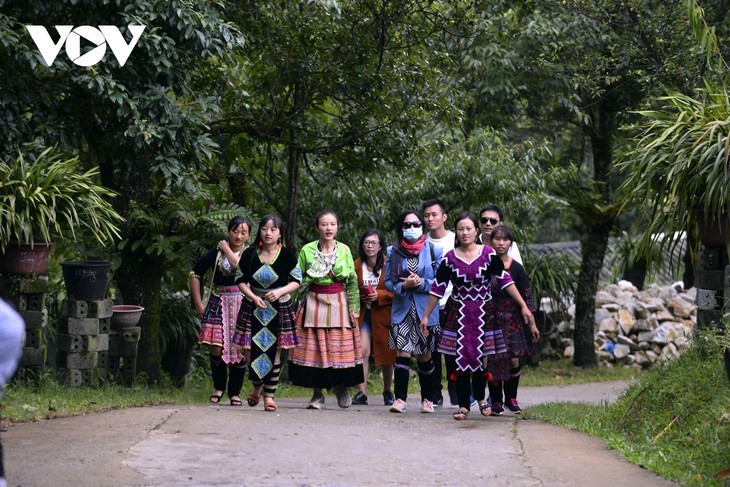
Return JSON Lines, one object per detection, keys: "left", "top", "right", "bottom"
{"left": 189, "top": 201, "right": 539, "bottom": 421}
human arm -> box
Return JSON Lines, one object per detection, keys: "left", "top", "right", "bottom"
{"left": 503, "top": 282, "right": 536, "bottom": 332}
{"left": 188, "top": 273, "right": 206, "bottom": 318}
{"left": 218, "top": 239, "right": 241, "bottom": 268}
{"left": 419, "top": 294, "right": 440, "bottom": 337}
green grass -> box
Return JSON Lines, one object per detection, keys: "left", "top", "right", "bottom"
{"left": 526, "top": 332, "right": 730, "bottom": 487}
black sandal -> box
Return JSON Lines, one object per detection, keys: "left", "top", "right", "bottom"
{"left": 230, "top": 397, "right": 243, "bottom": 406}
{"left": 209, "top": 394, "right": 222, "bottom": 404}
{"left": 453, "top": 408, "right": 469, "bottom": 420}
{"left": 479, "top": 402, "right": 491, "bottom": 417}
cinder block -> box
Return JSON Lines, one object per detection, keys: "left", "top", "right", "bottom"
{"left": 696, "top": 289, "right": 719, "bottom": 310}
{"left": 20, "top": 346, "right": 45, "bottom": 367}
{"left": 25, "top": 293, "right": 45, "bottom": 311}
{"left": 19, "top": 309, "right": 48, "bottom": 330}
{"left": 61, "top": 299, "right": 88, "bottom": 319}
{"left": 24, "top": 328, "right": 43, "bottom": 348}
{"left": 699, "top": 249, "right": 723, "bottom": 270}
{"left": 696, "top": 269, "right": 725, "bottom": 291}
{"left": 87, "top": 299, "right": 114, "bottom": 319}
{"left": 56, "top": 351, "right": 98, "bottom": 369}
{"left": 98, "top": 351, "right": 109, "bottom": 369}
{"left": 696, "top": 308, "right": 724, "bottom": 329}
{"left": 109, "top": 339, "right": 138, "bottom": 357}
{"left": 57, "top": 333, "right": 107, "bottom": 353}
{"left": 58, "top": 317, "right": 100, "bottom": 335}
{"left": 57, "top": 368, "right": 99, "bottom": 387}
{"left": 17, "top": 276, "right": 49, "bottom": 294}
{"left": 99, "top": 317, "right": 111, "bottom": 334}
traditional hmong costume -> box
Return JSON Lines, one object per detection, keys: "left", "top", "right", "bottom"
{"left": 289, "top": 241, "right": 364, "bottom": 389}
{"left": 487, "top": 258, "right": 536, "bottom": 415}
{"left": 431, "top": 244, "right": 513, "bottom": 410}
{"left": 232, "top": 246, "right": 301, "bottom": 400}
{"left": 193, "top": 246, "right": 247, "bottom": 400}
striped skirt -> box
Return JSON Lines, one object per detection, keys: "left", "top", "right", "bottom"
{"left": 198, "top": 286, "right": 245, "bottom": 364}
{"left": 289, "top": 287, "right": 364, "bottom": 388}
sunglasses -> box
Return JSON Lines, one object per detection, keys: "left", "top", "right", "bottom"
{"left": 402, "top": 222, "right": 423, "bottom": 229}
{"left": 480, "top": 217, "right": 500, "bottom": 225}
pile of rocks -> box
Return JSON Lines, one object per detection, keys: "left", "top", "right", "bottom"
{"left": 549, "top": 280, "right": 697, "bottom": 368}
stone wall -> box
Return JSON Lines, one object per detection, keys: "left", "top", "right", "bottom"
{"left": 548, "top": 281, "right": 697, "bottom": 368}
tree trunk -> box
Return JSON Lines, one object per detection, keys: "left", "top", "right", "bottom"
{"left": 285, "top": 141, "right": 300, "bottom": 250}
{"left": 116, "top": 244, "right": 163, "bottom": 382}
{"left": 573, "top": 100, "right": 617, "bottom": 367}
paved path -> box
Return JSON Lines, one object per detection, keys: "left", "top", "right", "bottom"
{"left": 3, "top": 380, "right": 676, "bottom": 486}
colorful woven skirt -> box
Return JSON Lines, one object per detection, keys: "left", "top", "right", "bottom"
{"left": 289, "top": 287, "right": 364, "bottom": 388}
{"left": 437, "top": 297, "right": 506, "bottom": 372}
{"left": 198, "top": 286, "right": 245, "bottom": 365}
{"left": 233, "top": 293, "right": 298, "bottom": 381}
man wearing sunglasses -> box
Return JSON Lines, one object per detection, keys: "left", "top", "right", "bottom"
{"left": 477, "top": 204, "right": 523, "bottom": 264}
{"left": 422, "top": 199, "right": 457, "bottom": 407}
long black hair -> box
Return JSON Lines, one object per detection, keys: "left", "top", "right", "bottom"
{"left": 227, "top": 215, "right": 253, "bottom": 234}
{"left": 357, "top": 229, "right": 387, "bottom": 277}
{"left": 251, "top": 214, "right": 284, "bottom": 248}
{"left": 453, "top": 212, "right": 480, "bottom": 247}
{"left": 491, "top": 224, "right": 515, "bottom": 243}
{"left": 393, "top": 209, "right": 422, "bottom": 243}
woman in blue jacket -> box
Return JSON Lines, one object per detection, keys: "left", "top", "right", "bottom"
{"left": 385, "top": 210, "right": 442, "bottom": 414}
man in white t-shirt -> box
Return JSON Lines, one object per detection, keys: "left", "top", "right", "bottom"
{"left": 422, "top": 199, "right": 457, "bottom": 406}
{"left": 478, "top": 204, "right": 523, "bottom": 264}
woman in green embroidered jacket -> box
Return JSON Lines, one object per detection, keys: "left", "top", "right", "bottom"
{"left": 289, "top": 210, "right": 364, "bottom": 409}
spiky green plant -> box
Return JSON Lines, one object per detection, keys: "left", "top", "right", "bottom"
{"left": 0, "top": 147, "right": 124, "bottom": 252}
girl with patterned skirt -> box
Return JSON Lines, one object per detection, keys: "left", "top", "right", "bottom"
{"left": 487, "top": 225, "right": 540, "bottom": 416}
{"left": 232, "top": 215, "right": 301, "bottom": 412}
{"left": 190, "top": 216, "right": 252, "bottom": 406}
{"left": 421, "top": 213, "right": 536, "bottom": 420}
{"left": 289, "top": 210, "right": 364, "bottom": 409}
{"left": 385, "top": 210, "right": 442, "bottom": 414}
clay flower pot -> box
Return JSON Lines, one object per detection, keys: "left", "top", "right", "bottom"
{"left": 111, "top": 305, "right": 145, "bottom": 330}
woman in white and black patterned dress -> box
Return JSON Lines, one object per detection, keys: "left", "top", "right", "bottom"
{"left": 384, "top": 210, "right": 442, "bottom": 414}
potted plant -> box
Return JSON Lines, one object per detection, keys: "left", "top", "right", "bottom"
{"left": 159, "top": 291, "right": 200, "bottom": 387}
{"left": 618, "top": 82, "right": 730, "bottom": 259}
{"left": 0, "top": 146, "right": 124, "bottom": 276}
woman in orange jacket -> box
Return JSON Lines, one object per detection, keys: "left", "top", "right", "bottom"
{"left": 352, "top": 229, "right": 396, "bottom": 405}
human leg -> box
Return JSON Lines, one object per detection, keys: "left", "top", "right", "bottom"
{"left": 353, "top": 330, "right": 371, "bottom": 404}
{"left": 391, "top": 353, "right": 411, "bottom": 413}
{"left": 209, "top": 346, "right": 226, "bottom": 402}
{"left": 416, "top": 352, "right": 434, "bottom": 412}
{"left": 381, "top": 364, "right": 394, "bottom": 405}
{"left": 227, "top": 359, "right": 246, "bottom": 406}
{"left": 504, "top": 359, "right": 523, "bottom": 414}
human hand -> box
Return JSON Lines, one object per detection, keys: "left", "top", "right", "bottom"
{"left": 419, "top": 319, "right": 429, "bottom": 337}
{"left": 522, "top": 307, "right": 535, "bottom": 328}
{"left": 195, "top": 302, "right": 205, "bottom": 319}
{"left": 264, "top": 289, "right": 281, "bottom": 302}
{"left": 366, "top": 291, "right": 378, "bottom": 303}
{"left": 400, "top": 273, "right": 421, "bottom": 289}
{"left": 350, "top": 312, "right": 360, "bottom": 325}
{"left": 529, "top": 323, "right": 540, "bottom": 342}
{"left": 218, "top": 240, "right": 230, "bottom": 252}
{"left": 254, "top": 296, "right": 267, "bottom": 309}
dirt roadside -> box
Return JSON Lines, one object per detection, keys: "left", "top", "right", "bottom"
{"left": 3, "top": 380, "right": 676, "bottom": 486}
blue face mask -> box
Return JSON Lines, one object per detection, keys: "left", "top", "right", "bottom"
{"left": 403, "top": 227, "right": 423, "bottom": 241}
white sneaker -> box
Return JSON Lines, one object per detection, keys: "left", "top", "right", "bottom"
{"left": 306, "top": 392, "right": 325, "bottom": 410}
{"left": 389, "top": 398, "right": 407, "bottom": 413}
{"left": 421, "top": 399, "right": 435, "bottom": 413}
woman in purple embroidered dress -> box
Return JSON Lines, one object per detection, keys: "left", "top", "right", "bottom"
{"left": 420, "top": 213, "right": 535, "bottom": 420}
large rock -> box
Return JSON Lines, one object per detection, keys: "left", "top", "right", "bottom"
{"left": 613, "top": 343, "right": 631, "bottom": 359}
{"left": 668, "top": 296, "right": 694, "bottom": 319}
{"left": 617, "top": 309, "right": 635, "bottom": 334}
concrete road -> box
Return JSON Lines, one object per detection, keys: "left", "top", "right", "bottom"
{"left": 3, "top": 380, "right": 676, "bottom": 486}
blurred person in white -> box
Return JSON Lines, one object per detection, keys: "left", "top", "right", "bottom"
{"left": 0, "top": 293, "right": 25, "bottom": 487}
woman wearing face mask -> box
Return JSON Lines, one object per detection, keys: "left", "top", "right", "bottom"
{"left": 289, "top": 210, "right": 363, "bottom": 410}
{"left": 420, "top": 213, "right": 535, "bottom": 421}
{"left": 384, "top": 210, "right": 442, "bottom": 414}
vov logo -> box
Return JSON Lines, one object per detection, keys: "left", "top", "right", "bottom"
{"left": 26, "top": 25, "right": 145, "bottom": 67}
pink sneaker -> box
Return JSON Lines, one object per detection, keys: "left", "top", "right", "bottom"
{"left": 389, "top": 398, "right": 407, "bottom": 413}
{"left": 421, "top": 399, "right": 434, "bottom": 413}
